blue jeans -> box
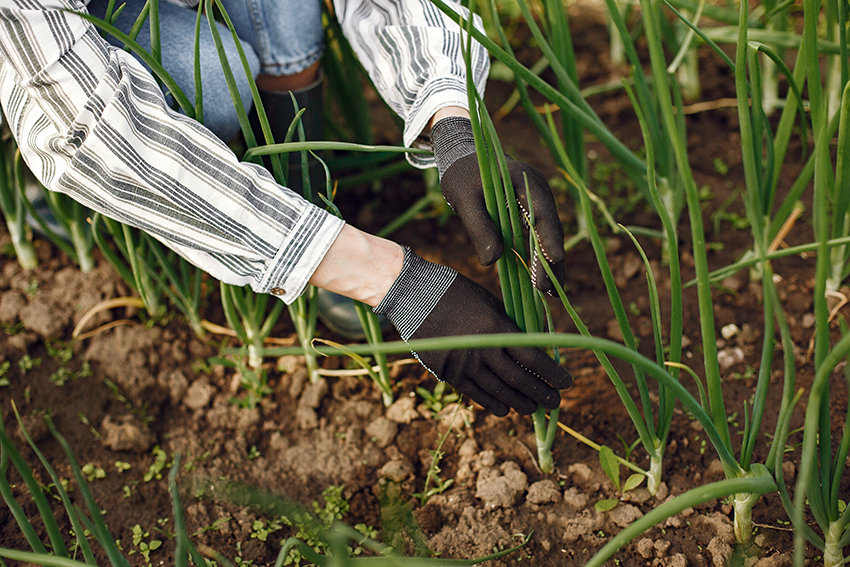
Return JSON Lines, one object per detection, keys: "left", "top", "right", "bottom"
{"left": 87, "top": 0, "right": 324, "bottom": 141}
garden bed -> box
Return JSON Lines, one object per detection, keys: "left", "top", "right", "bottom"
{"left": 0, "top": 1, "right": 841, "bottom": 566}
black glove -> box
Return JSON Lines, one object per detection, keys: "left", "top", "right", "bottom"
{"left": 374, "top": 247, "right": 572, "bottom": 417}
{"left": 431, "top": 116, "right": 566, "bottom": 294}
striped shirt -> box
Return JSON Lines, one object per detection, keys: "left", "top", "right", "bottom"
{"left": 0, "top": 0, "right": 489, "bottom": 303}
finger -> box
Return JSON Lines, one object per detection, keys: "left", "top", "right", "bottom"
{"left": 509, "top": 161, "right": 566, "bottom": 266}
{"left": 450, "top": 375, "right": 511, "bottom": 417}
{"left": 531, "top": 249, "right": 566, "bottom": 294}
{"left": 453, "top": 198, "right": 504, "bottom": 266}
{"left": 485, "top": 348, "right": 562, "bottom": 410}
{"left": 441, "top": 154, "right": 504, "bottom": 266}
{"left": 468, "top": 355, "right": 538, "bottom": 415}
{"left": 507, "top": 345, "right": 573, "bottom": 392}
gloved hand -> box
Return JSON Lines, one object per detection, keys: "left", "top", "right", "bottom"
{"left": 374, "top": 247, "right": 572, "bottom": 417}
{"left": 431, "top": 116, "right": 566, "bottom": 294}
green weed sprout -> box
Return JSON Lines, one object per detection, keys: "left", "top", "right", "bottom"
{"left": 0, "top": 130, "right": 37, "bottom": 270}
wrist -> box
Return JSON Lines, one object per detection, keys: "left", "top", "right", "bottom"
{"left": 430, "top": 116, "right": 476, "bottom": 180}
{"left": 309, "top": 225, "right": 404, "bottom": 307}
{"left": 373, "top": 247, "right": 457, "bottom": 341}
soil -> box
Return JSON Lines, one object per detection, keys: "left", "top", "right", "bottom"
{"left": 0, "top": 3, "right": 843, "bottom": 567}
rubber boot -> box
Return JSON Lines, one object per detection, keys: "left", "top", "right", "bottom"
{"left": 249, "top": 74, "right": 326, "bottom": 195}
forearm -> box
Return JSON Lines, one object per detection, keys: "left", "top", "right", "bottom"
{"left": 0, "top": 1, "right": 341, "bottom": 301}
{"left": 309, "top": 225, "right": 404, "bottom": 307}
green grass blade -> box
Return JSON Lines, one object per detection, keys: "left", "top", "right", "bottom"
{"left": 0, "top": 411, "right": 48, "bottom": 555}
{"left": 43, "top": 416, "right": 132, "bottom": 567}
{"left": 90, "top": 214, "right": 137, "bottom": 289}
{"left": 220, "top": 283, "right": 248, "bottom": 343}
{"left": 429, "top": 0, "right": 647, "bottom": 184}
{"left": 0, "top": 411, "right": 68, "bottom": 556}
{"left": 243, "top": 141, "right": 428, "bottom": 160}
{"left": 168, "top": 457, "right": 188, "bottom": 567}
{"left": 192, "top": 1, "right": 204, "bottom": 124}
{"left": 148, "top": 0, "right": 160, "bottom": 65}
{"left": 740, "top": 267, "right": 778, "bottom": 469}
{"left": 11, "top": 406, "right": 96, "bottom": 564}
{"left": 0, "top": 550, "right": 92, "bottom": 567}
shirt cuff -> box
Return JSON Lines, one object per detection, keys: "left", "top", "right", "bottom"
{"left": 259, "top": 205, "right": 345, "bottom": 304}
{"left": 403, "top": 77, "right": 472, "bottom": 170}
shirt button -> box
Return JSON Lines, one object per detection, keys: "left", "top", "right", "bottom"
{"left": 270, "top": 288, "right": 286, "bottom": 296}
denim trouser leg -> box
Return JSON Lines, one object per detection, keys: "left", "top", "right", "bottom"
{"left": 85, "top": 1, "right": 324, "bottom": 142}
{"left": 219, "top": 0, "right": 325, "bottom": 77}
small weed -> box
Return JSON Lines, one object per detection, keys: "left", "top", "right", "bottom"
{"left": 250, "top": 518, "right": 284, "bottom": 542}
{"left": 0, "top": 360, "right": 10, "bottom": 386}
{"left": 78, "top": 412, "right": 101, "bottom": 439}
{"left": 416, "top": 381, "right": 459, "bottom": 416}
{"left": 130, "top": 524, "right": 162, "bottom": 564}
{"left": 49, "top": 367, "right": 73, "bottom": 386}
{"left": 81, "top": 463, "right": 106, "bottom": 482}
{"left": 277, "top": 485, "right": 351, "bottom": 566}
{"left": 46, "top": 339, "right": 74, "bottom": 363}
{"left": 226, "top": 361, "right": 272, "bottom": 409}
{"left": 193, "top": 516, "right": 231, "bottom": 537}
{"left": 713, "top": 158, "right": 729, "bottom": 175}
{"left": 49, "top": 361, "right": 92, "bottom": 386}
{"left": 731, "top": 366, "right": 756, "bottom": 381}
{"left": 247, "top": 445, "right": 262, "bottom": 460}
{"left": 115, "top": 461, "right": 132, "bottom": 472}
{"left": 144, "top": 446, "right": 170, "bottom": 482}
{"left": 24, "top": 278, "right": 39, "bottom": 297}
{"left": 1, "top": 321, "right": 23, "bottom": 335}
{"left": 182, "top": 450, "right": 211, "bottom": 472}
{"left": 18, "top": 354, "right": 41, "bottom": 375}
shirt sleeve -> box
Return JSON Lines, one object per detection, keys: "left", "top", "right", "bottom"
{"left": 331, "top": 0, "right": 490, "bottom": 169}
{"left": 0, "top": 0, "right": 343, "bottom": 304}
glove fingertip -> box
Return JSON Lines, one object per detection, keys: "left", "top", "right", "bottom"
{"left": 553, "top": 367, "right": 574, "bottom": 390}
{"left": 541, "top": 392, "right": 562, "bottom": 411}
{"left": 478, "top": 243, "right": 503, "bottom": 266}
{"left": 491, "top": 404, "right": 510, "bottom": 418}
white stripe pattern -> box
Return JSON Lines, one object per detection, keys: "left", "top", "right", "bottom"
{"left": 0, "top": 0, "right": 488, "bottom": 303}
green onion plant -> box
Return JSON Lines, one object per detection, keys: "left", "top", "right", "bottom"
{"left": 456, "top": 1, "right": 557, "bottom": 474}
{"left": 770, "top": 1, "right": 850, "bottom": 563}
{"left": 15, "top": 161, "right": 95, "bottom": 273}
{"left": 220, "top": 282, "right": 284, "bottom": 370}
{"left": 91, "top": 213, "right": 167, "bottom": 321}
{"left": 0, "top": 130, "right": 38, "bottom": 270}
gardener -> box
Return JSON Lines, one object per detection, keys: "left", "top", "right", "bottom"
{"left": 0, "top": 0, "right": 572, "bottom": 417}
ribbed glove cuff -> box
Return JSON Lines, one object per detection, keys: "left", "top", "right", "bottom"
{"left": 372, "top": 247, "right": 458, "bottom": 341}
{"left": 431, "top": 116, "right": 477, "bottom": 180}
